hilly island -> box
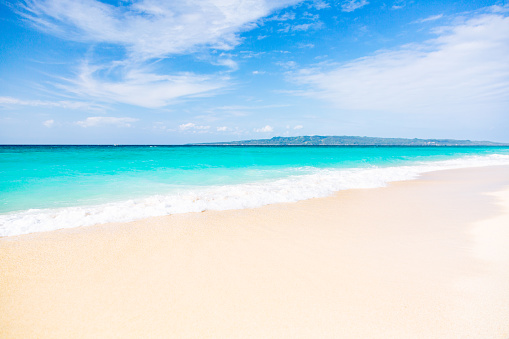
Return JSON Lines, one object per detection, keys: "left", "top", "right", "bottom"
{"left": 194, "top": 135, "right": 508, "bottom": 146}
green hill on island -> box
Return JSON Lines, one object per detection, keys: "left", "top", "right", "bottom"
{"left": 194, "top": 136, "right": 508, "bottom": 146}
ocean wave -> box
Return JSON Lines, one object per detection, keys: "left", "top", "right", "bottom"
{"left": 1, "top": 154, "right": 509, "bottom": 237}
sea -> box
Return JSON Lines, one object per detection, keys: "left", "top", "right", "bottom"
{"left": 1, "top": 145, "right": 509, "bottom": 237}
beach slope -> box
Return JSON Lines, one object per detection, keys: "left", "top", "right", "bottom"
{"left": 1, "top": 166, "right": 509, "bottom": 338}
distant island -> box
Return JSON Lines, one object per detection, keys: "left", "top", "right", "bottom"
{"left": 193, "top": 135, "right": 508, "bottom": 146}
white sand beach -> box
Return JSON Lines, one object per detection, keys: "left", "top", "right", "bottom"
{"left": 1, "top": 166, "right": 509, "bottom": 338}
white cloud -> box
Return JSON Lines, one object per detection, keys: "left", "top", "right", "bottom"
{"left": 240, "top": 51, "right": 265, "bottom": 59}
{"left": 267, "top": 11, "right": 296, "bottom": 21}
{"left": 217, "top": 104, "right": 290, "bottom": 111}
{"left": 76, "top": 116, "right": 138, "bottom": 127}
{"left": 278, "top": 17, "right": 323, "bottom": 33}
{"left": 291, "top": 13, "right": 509, "bottom": 116}
{"left": 179, "top": 123, "right": 196, "bottom": 130}
{"left": 309, "top": 0, "right": 330, "bottom": 10}
{"left": 276, "top": 10, "right": 323, "bottom": 33}
{"left": 179, "top": 122, "right": 210, "bottom": 131}
{"left": 18, "top": 0, "right": 302, "bottom": 107}
{"left": 153, "top": 122, "right": 169, "bottom": 131}
{"left": 43, "top": 119, "right": 54, "bottom": 127}
{"left": 290, "top": 22, "right": 323, "bottom": 31}
{"left": 20, "top": 0, "right": 302, "bottom": 60}
{"left": 254, "top": 125, "right": 273, "bottom": 132}
{"left": 278, "top": 61, "right": 298, "bottom": 69}
{"left": 217, "top": 126, "right": 229, "bottom": 131}
{"left": 214, "top": 57, "right": 239, "bottom": 71}
{"left": 391, "top": 1, "right": 406, "bottom": 10}
{"left": 297, "top": 43, "right": 315, "bottom": 48}
{"left": 0, "top": 96, "right": 104, "bottom": 110}
{"left": 58, "top": 63, "right": 228, "bottom": 108}
{"left": 341, "top": 0, "right": 369, "bottom": 12}
{"left": 294, "top": 125, "right": 303, "bottom": 130}
{"left": 490, "top": 4, "right": 509, "bottom": 13}
{"left": 412, "top": 14, "right": 444, "bottom": 24}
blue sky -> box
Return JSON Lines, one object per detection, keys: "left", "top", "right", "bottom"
{"left": 1, "top": 0, "right": 508, "bottom": 144}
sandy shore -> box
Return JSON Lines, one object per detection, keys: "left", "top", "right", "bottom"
{"left": 1, "top": 166, "right": 509, "bottom": 338}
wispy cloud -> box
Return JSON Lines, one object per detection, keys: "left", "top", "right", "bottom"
{"left": 17, "top": 0, "right": 302, "bottom": 107}
{"left": 57, "top": 63, "right": 229, "bottom": 108}
{"left": 490, "top": 4, "right": 509, "bottom": 13}
{"left": 254, "top": 125, "right": 274, "bottom": 132}
{"left": 76, "top": 116, "right": 138, "bottom": 128}
{"left": 391, "top": 0, "right": 406, "bottom": 10}
{"left": 19, "top": 0, "right": 302, "bottom": 60}
{"left": 341, "top": 0, "right": 369, "bottom": 12}
{"left": 267, "top": 11, "right": 296, "bottom": 22}
{"left": 309, "top": 0, "right": 330, "bottom": 10}
{"left": 0, "top": 96, "right": 104, "bottom": 110}
{"left": 277, "top": 60, "right": 298, "bottom": 69}
{"left": 275, "top": 8, "right": 323, "bottom": 33}
{"left": 217, "top": 104, "right": 291, "bottom": 111}
{"left": 213, "top": 55, "right": 239, "bottom": 71}
{"left": 297, "top": 43, "right": 315, "bottom": 48}
{"left": 179, "top": 122, "right": 210, "bottom": 131}
{"left": 412, "top": 14, "right": 444, "bottom": 24}
{"left": 43, "top": 119, "right": 54, "bottom": 127}
{"left": 290, "top": 22, "right": 323, "bottom": 31}
{"left": 290, "top": 13, "right": 509, "bottom": 116}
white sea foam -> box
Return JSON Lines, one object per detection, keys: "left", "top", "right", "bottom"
{"left": 1, "top": 154, "right": 509, "bottom": 237}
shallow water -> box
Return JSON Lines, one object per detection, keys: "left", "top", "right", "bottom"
{"left": 1, "top": 145, "right": 509, "bottom": 236}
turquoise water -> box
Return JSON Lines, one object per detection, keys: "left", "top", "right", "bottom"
{"left": 1, "top": 145, "right": 509, "bottom": 236}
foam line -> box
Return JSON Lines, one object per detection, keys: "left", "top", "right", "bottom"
{"left": 1, "top": 154, "right": 508, "bottom": 236}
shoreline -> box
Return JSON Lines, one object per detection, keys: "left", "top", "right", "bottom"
{"left": 1, "top": 166, "right": 509, "bottom": 338}
{"left": 3, "top": 156, "right": 509, "bottom": 237}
